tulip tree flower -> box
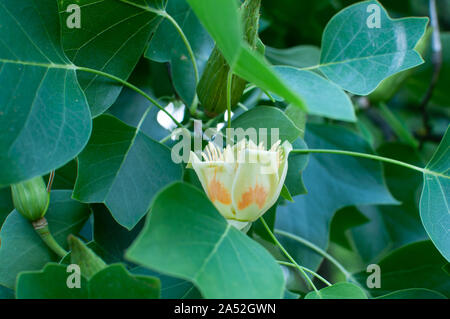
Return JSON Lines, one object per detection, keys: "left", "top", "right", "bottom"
{"left": 188, "top": 139, "right": 292, "bottom": 229}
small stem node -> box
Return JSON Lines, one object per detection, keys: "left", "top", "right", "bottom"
{"left": 32, "top": 217, "right": 67, "bottom": 258}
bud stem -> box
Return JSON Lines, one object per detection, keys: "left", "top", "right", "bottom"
{"left": 259, "top": 217, "right": 322, "bottom": 297}
{"left": 32, "top": 218, "right": 68, "bottom": 258}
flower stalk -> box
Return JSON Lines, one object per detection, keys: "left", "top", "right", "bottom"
{"left": 32, "top": 218, "right": 67, "bottom": 258}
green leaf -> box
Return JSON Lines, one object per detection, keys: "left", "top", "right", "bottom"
{"left": 73, "top": 114, "right": 183, "bottom": 230}
{"left": 58, "top": 0, "right": 163, "bottom": 116}
{"left": 420, "top": 127, "right": 450, "bottom": 262}
{"left": 330, "top": 206, "right": 370, "bottom": 250}
{"left": 45, "top": 160, "right": 78, "bottom": 190}
{"left": 319, "top": 0, "right": 428, "bottom": 95}
{"left": 0, "top": 285, "right": 14, "bottom": 299}
{"left": 265, "top": 45, "right": 320, "bottom": 69}
{"left": 68, "top": 235, "right": 107, "bottom": 279}
{"left": 0, "top": 190, "right": 90, "bottom": 288}
{"left": 230, "top": 106, "right": 301, "bottom": 145}
{"left": 108, "top": 58, "right": 173, "bottom": 141}
{"left": 275, "top": 66, "right": 355, "bottom": 122}
{"left": 377, "top": 288, "right": 446, "bottom": 299}
{"left": 0, "top": 0, "right": 91, "bottom": 186}
{"left": 284, "top": 139, "right": 309, "bottom": 197}
{"left": 126, "top": 182, "right": 285, "bottom": 299}
{"left": 305, "top": 282, "right": 367, "bottom": 299}
{"left": 0, "top": 187, "right": 13, "bottom": 226}
{"left": 16, "top": 263, "right": 160, "bottom": 299}
{"left": 347, "top": 143, "right": 427, "bottom": 262}
{"left": 354, "top": 241, "right": 450, "bottom": 298}
{"left": 187, "top": 0, "right": 306, "bottom": 111}
{"left": 276, "top": 124, "right": 397, "bottom": 272}
{"left": 146, "top": 0, "right": 213, "bottom": 105}
{"left": 90, "top": 204, "right": 200, "bottom": 298}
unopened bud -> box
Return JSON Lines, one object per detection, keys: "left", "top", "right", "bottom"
{"left": 197, "top": 0, "right": 262, "bottom": 117}
{"left": 11, "top": 176, "right": 49, "bottom": 221}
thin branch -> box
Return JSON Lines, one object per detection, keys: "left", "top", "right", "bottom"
{"left": 419, "top": 0, "right": 442, "bottom": 143}
{"left": 46, "top": 170, "right": 55, "bottom": 193}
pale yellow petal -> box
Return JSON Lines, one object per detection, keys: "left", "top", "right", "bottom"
{"left": 189, "top": 151, "right": 236, "bottom": 219}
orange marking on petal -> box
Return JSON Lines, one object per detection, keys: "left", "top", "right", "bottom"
{"left": 237, "top": 184, "right": 268, "bottom": 210}
{"left": 207, "top": 171, "right": 231, "bottom": 205}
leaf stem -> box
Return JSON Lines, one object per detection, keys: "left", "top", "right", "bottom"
{"left": 275, "top": 229, "right": 361, "bottom": 287}
{"left": 160, "top": 12, "right": 199, "bottom": 85}
{"left": 76, "top": 66, "right": 182, "bottom": 128}
{"left": 277, "top": 261, "right": 332, "bottom": 287}
{"left": 259, "top": 218, "right": 321, "bottom": 296}
{"left": 290, "top": 148, "right": 443, "bottom": 177}
{"left": 226, "top": 71, "right": 233, "bottom": 129}
{"left": 120, "top": 0, "right": 200, "bottom": 115}
{"left": 32, "top": 218, "right": 67, "bottom": 258}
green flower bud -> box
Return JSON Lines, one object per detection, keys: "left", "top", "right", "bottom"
{"left": 197, "top": 0, "right": 261, "bottom": 117}
{"left": 11, "top": 176, "right": 49, "bottom": 221}
{"left": 68, "top": 235, "right": 107, "bottom": 279}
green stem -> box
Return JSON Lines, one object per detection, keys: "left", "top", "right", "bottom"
{"left": 275, "top": 229, "right": 356, "bottom": 283}
{"left": 259, "top": 218, "right": 321, "bottom": 296}
{"left": 277, "top": 261, "right": 332, "bottom": 287}
{"left": 120, "top": 0, "right": 200, "bottom": 115}
{"left": 32, "top": 218, "right": 67, "bottom": 258}
{"left": 290, "top": 148, "right": 443, "bottom": 177}
{"left": 161, "top": 12, "right": 199, "bottom": 84}
{"left": 76, "top": 66, "right": 183, "bottom": 128}
{"left": 377, "top": 102, "right": 418, "bottom": 148}
{"left": 226, "top": 71, "right": 233, "bottom": 129}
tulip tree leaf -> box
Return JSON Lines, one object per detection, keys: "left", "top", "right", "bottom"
{"left": 376, "top": 288, "right": 446, "bottom": 299}
{"left": 275, "top": 66, "right": 356, "bottom": 122}
{"left": 345, "top": 143, "right": 428, "bottom": 263}
{"left": 0, "top": 190, "right": 91, "bottom": 289}
{"left": 420, "top": 127, "right": 450, "bottom": 262}
{"left": 126, "top": 182, "right": 285, "bottom": 299}
{"left": 73, "top": 114, "right": 183, "bottom": 230}
{"left": 354, "top": 241, "right": 450, "bottom": 298}
{"left": 276, "top": 124, "right": 397, "bottom": 272}
{"left": 0, "top": 285, "right": 15, "bottom": 299}
{"left": 16, "top": 263, "right": 160, "bottom": 299}
{"left": 319, "top": 0, "right": 428, "bottom": 95}
{"left": 230, "top": 106, "right": 301, "bottom": 145}
{"left": 145, "top": 0, "right": 214, "bottom": 106}
{"left": 265, "top": 45, "right": 320, "bottom": 69}
{"left": 0, "top": 187, "right": 13, "bottom": 226}
{"left": 305, "top": 282, "right": 367, "bottom": 299}
{"left": 108, "top": 58, "right": 173, "bottom": 142}
{"left": 58, "top": 0, "right": 163, "bottom": 116}
{"left": 187, "top": 0, "right": 307, "bottom": 111}
{"left": 91, "top": 204, "right": 199, "bottom": 298}
{"left": 0, "top": 0, "right": 91, "bottom": 186}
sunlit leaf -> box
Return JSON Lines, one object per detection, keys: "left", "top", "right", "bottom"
{"left": 420, "top": 127, "right": 450, "bottom": 262}
{"left": 0, "top": 0, "right": 91, "bottom": 186}
{"left": 319, "top": 0, "right": 428, "bottom": 95}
